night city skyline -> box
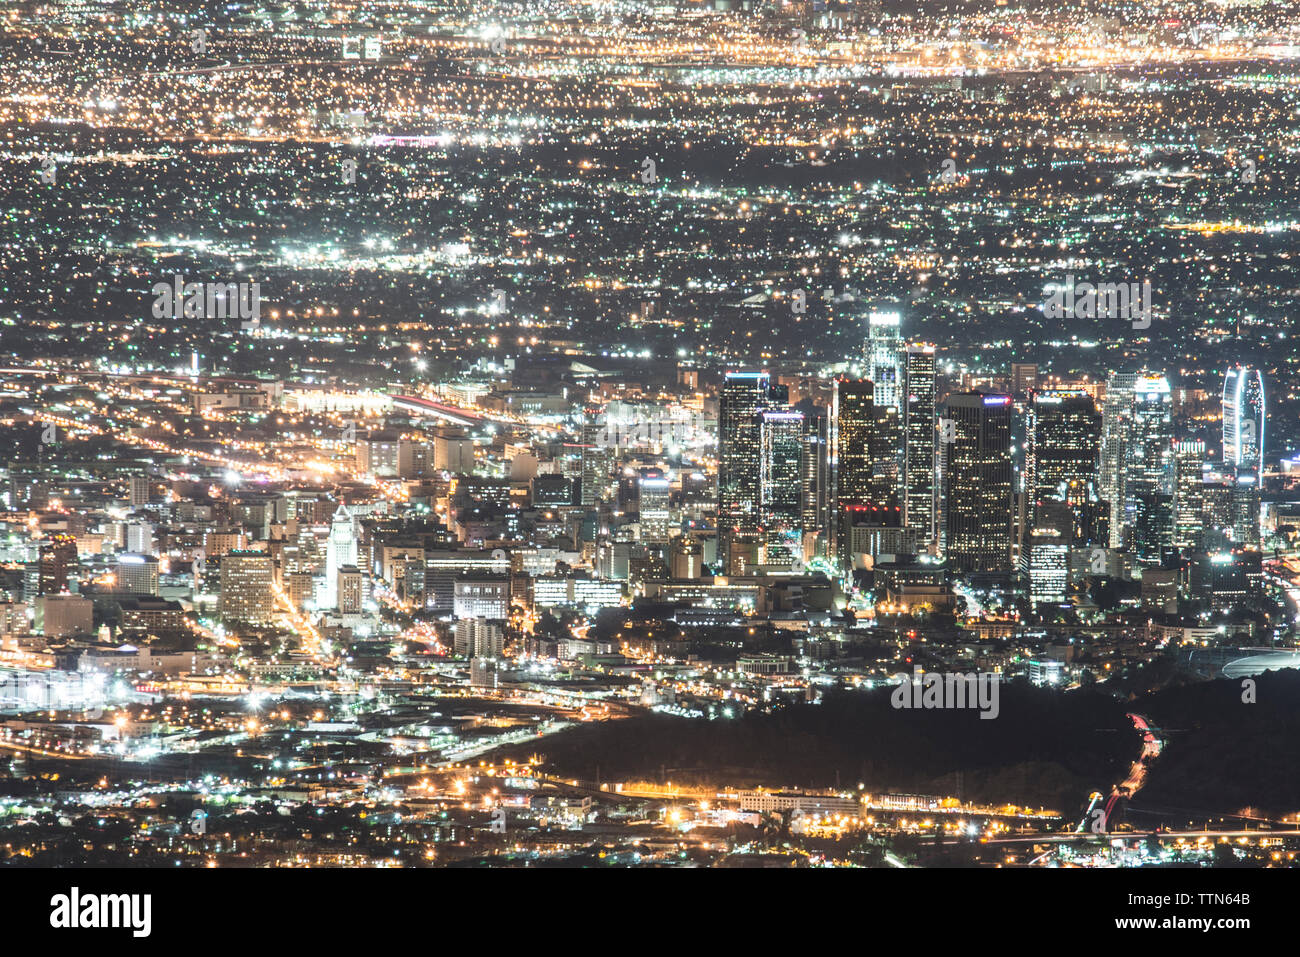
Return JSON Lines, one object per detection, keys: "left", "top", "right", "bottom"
{"left": 0, "top": 3, "right": 1298, "bottom": 925}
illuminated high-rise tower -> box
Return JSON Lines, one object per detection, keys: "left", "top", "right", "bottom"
{"left": 940, "top": 393, "right": 1013, "bottom": 574}
{"left": 832, "top": 374, "right": 904, "bottom": 566}
{"left": 718, "top": 372, "right": 785, "bottom": 572}
{"left": 866, "top": 310, "right": 904, "bottom": 410}
{"left": 759, "top": 410, "right": 805, "bottom": 563}
{"left": 1125, "top": 375, "right": 1175, "bottom": 564}
{"left": 1026, "top": 390, "right": 1101, "bottom": 526}
{"left": 1222, "top": 366, "right": 1265, "bottom": 474}
{"left": 832, "top": 378, "right": 904, "bottom": 566}
{"left": 639, "top": 474, "right": 672, "bottom": 544}
{"left": 219, "top": 551, "right": 276, "bottom": 625}
{"left": 1230, "top": 470, "right": 1261, "bottom": 548}
{"left": 799, "top": 409, "right": 831, "bottom": 558}
{"left": 1172, "top": 439, "right": 1207, "bottom": 551}
{"left": 1100, "top": 371, "right": 1136, "bottom": 549}
{"left": 832, "top": 379, "right": 897, "bottom": 513}
{"left": 580, "top": 418, "right": 613, "bottom": 506}
{"left": 323, "top": 503, "right": 358, "bottom": 609}
{"left": 833, "top": 377, "right": 874, "bottom": 506}
{"left": 37, "top": 536, "right": 78, "bottom": 595}
{"left": 903, "top": 344, "right": 937, "bottom": 550}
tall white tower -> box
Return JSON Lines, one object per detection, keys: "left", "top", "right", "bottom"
{"left": 323, "top": 504, "right": 358, "bottom": 609}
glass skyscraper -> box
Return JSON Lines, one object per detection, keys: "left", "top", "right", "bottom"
{"left": 718, "top": 371, "right": 784, "bottom": 572}
{"left": 903, "top": 344, "right": 937, "bottom": 551}
{"left": 1101, "top": 371, "right": 1136, "bottom": 549}
{"left": 833, "top": 378, "right": 904, "bottom": 567}
{"left": 1173, "top": 439, "right": 1207, "bottom": 551}
{"left": 1026, "top": 390, "right": 1102, "bottom": 527}
{"left": 1125, "top": 375, "right": 1175, "bottom": 565}
{"left": 759, "top": 410, "right": 806, "bottom": 564}
{"left": 1222, "top": 366, "right": 1265, "bottom": 474}
{"left": 940, "top": 392, "right": 1014, "bottom": 574}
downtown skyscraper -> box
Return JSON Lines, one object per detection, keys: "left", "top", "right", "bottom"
{"left": 1173, "top": 439, "right": 1208, "bottom": 551}
{"left": 758, "top": 409, "right": 806, "bottom": 564}
{"left": 832, "top": 378, "right": 877, "bottom": 517}
{"left": 1025, "top": 390, "right": 1102, "bottom": 527}
{"left": 939, "top": 393, "right": 1013, "bottom": 574}
{"left": 903, "top": 344, "right": 937, "bottom": 551}
{"left": 865, "top": 310, "right": 904, "bottom": 410}
{"left": 1222, "top": 366, "right": 1265, "bottom": 474}
{"left": 1125, "top": 375, "right": 1175, "bottom": 565}
{"left": 1101, "top": 371, "right": 1137, "bottom": 549}
{"left": 799, "top": 409, "right": 831, "bottom": 560}
{"left": 832, "top": 378, "right": 907, "bottom": 568}
{"left": 718, "top": 372, "right": 787, "bottom": 573}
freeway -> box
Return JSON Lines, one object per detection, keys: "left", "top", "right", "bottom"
{"left": 0, "top": 365, "right": 263, "bottom": 390}
{"left": 1106, "top": 713, "right": 1162, "bottom": 820}
{"left": 390, "top": 394, "right": 487, "bottom": 427}
{"left": 1075, "top": 712, "right": 1162, "bottom": 834}
{"left": 391, "top": 393, "right": 568, "bottom": 440}
{"left": 0, "top": 738, "right": 90, "bottom": 760}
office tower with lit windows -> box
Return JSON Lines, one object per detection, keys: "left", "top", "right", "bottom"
{"left": 759, "top": 410, "right": 805, "bottom": 563}
{"left": 669, "top": 535, "right": 704, "bottom": 580}
{"left": 219, "top": 550, "right": 275, "bottom": 624}
{"left": 129, "top": 474, "right": 150, "bottom": 508}
{"left": 903, "top": 344, "right": 936, "bottom": 550}
{"left": 454, "top": 618, "right": 505, "bottom": 658}
{"left": 285, "top": 571, "right": 314, "bottom": 611}
{"left": 356, "top": 431, "right": 402, "bottom": 478}
{"left": 718, "top": 372, "right": 785, "bottom": 572}
{"left": 1025, "top": 390, "right": 1101, "bottom": 525}
{"left": 833, "top": 378, "right": 870, "bottom": 564}
{"left": 1101, "top": 372, "right": 1136, "bottom": 549}
{"left": 1200, "top": 468, "right": 1235, "bottom": 550}
{"left": 1060, "top": 478, "right": 1110, "bottom": 548}
{"left": 337, "top": 565, "right": 364, "bottom": 615}
{"left": 116, "top": 553, "right": 160, "bottom": 596}
{"left": 1173, "top": 439, "right": 1207, "bottom": 551}
{"left": 1125, "top": 375, "right": 1175, "bottom": 564}
{"left": 1222, "top": 366, "right": 1265, "bottom": 474}
{"left": 639, "top": 474, "right": 672, "bottom": 543}
{"left": 832, "top": 377, "right": 894, "bottom": 564}
{"left": 865, "top": 310, "right": 904, "bottom": 409}
{"left": 38, "top": 536, "right": 78, "bottom": 595}
{"left": 940, "top": 393, "right": 1014, "bottom": 574}
{"left": 423, "top": 550, "right": 511, "bottom": 615}
{"left": 872, "top": 403, "right": 902, "bottom": 501}
{"left": 1230, "top": 470, "right": 1261, "bottom": 548}
{"left": 1027, "top": 538, "right": 1069, "bottom": 605}
{"left": 861, "top": 311, "right": 906, "bottom": 522}
{"left": 580, "top": 420, "right": 614, "bottom": 506}
{"left": 834, "top": 382, "right": 899, "bottom": 512}
{"left": 126, "top": 521, "right": 155, "bottom": 555}
{"left": 1023, "top": 520, "right": 1070, "bottom": 606}
{"left": 1010, "top": 363, "right": 1039, "bottom": 396}
{"left": 799, "top": 410, "right": 830, "bottom": 558}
